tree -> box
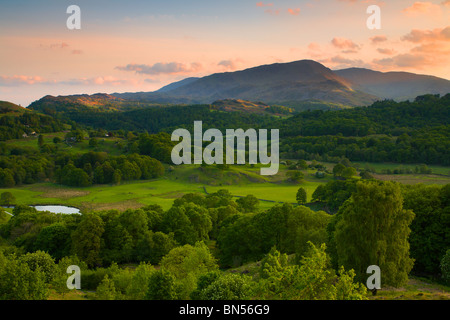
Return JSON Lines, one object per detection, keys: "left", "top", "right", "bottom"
{"left": 236, "top": 194, "right": 259, "bottom": 213}
{"left": 0, "top": 168, "right": 15, "bottom": 188}
{"left": 255, "top": 243, "right": 367, "bottom": 300}
{"left": 283, "top": 206, "right": 331, "bottom": 260}
{"left": 333, "top": 163, "right": 346, "bottom": 178}
{"left": 296, "top": 187, "right": 307, "bottom": 205}
{"left": 145, "top": 269, "right": 178, "bottom": 300}
{"left": 286, "top": 170, "right": 304, "bottom": 183}
{"left": 260, "top": 246, "right": 289, "bottom": 279}
{"left": 360, "top": 170, "right": 374, "bottom": 180}
{"left": 19, "top": 250, "right": 57, "bottom": 283}
{"left": 0, "top": 191, "right": 16, "bottom": 206}
{"left": 402, "top": 184, "right": 450, "bottom": 275}
{"left": 0, "top": 253, "right": 49, "bottom": 300}
{"left": 341, "top": 167, "right": 357, "bottom": 179}
{"left": 160, "top": 242, "right": 218, "bottom": 299}
{"left": 441, "top": 249, "right": 450, "bottom": 285}
{"left": 334, "top": 181, "right": 415, "bottom": 287}
{"left": 38, "top": 134, "right": 45, "bottom": 148}
{"left": 126, "top": 262, "right": 154, "bottom": 300}
{"left": 190, "top": 271, "right": 221, "bottom": 300}
{"left": 71, "top": 213, "right": 105, "bottom": 267}
{"left": 162, "top": 204, "right": 212, "bottom": 245}
{"left": 89, "top": 138, "right": 98, "bottom": 148}
{"left": 197, "top": 273, "right": 253, "bottom": 300}
{"left": 96, "top": 275, "right": 117, "bottom": 300}
{"left": 297, "top": 160, "right": 308, "bottom": 170}
{"left": 52, "top": 256, "right": 87, "bottom": 298}
{"left": 34, "top": 223, "right": 71, "bottom": 260}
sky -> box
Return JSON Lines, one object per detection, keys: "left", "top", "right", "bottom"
{"left": 0, "top": 0, "right": 449, "bottom": 107}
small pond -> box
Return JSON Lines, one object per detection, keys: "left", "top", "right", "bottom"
{"left": 2, "top": 205, "right": 81, "bottom": 215}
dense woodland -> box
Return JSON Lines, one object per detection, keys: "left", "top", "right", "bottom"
{"left": 27, "top": 94, "right": 450, "bottom": 166}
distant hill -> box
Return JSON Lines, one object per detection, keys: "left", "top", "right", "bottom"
{"left": 0, "top": 101, "right": 26, "bottom": 114}
{"left": 111, "top": 60, "right": 450, "bottom": 110}
{"left": 334, "top": 68, "right": 450, "bottom": 101}
{"left": 114, "top": 60, "right": 379, "bottom": 110}
{"left": 28, "top": 93, "right": 162, "bottom": 114}
{"left": 28, "top": 59, "right": 450, "bottom": 113}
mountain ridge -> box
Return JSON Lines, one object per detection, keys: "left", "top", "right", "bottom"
{"left": 28, "top": 59, "right": 450, "bottom": 112}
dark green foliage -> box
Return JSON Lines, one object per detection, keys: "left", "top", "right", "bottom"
{"left": 190, "top": 271, "right": 221, "bottom": 300}
{"left": 312, "top": 180, "right": 358, "bottom": 213}
{"left": 236, "top": 194, "right": 259, "bottom": 213}
{"left": 402, "top": 184, "right": 450, "bottom": 276}
{"left": 441, "top": 249, "right": 450, "bottom": 285}
{"left": 71, "top": 213, "right": 105, "bottom": 267}
{"left": 296, "top": 188, "right": 307, "bottom": 205}
{"left": 195, "top": 273, "right": 253, "bottom": 300}
{"left": 19, "top": 251, "right": 57, "bottom": 283}
{"left": 34, "top": 223, "right": 71, "bottom": 260}
{"left": 0, "top": 191, "right": 15, "bottom": 206}
{"left": 333, "top": 181, "right": 415, "bottom": 287}
{"left": 146, "top": 269, "right": 178, "bottom": 300}
{"left": 0, "top": 252, "right": 49, "bottom": 300}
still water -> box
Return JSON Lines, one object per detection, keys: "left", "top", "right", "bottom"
{"left": 3, "top": 205, "right": 80, "bottom": 215}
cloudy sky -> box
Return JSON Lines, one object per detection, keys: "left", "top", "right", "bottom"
{"left": 1, "top": 0, "right": 449, "bottom": 106}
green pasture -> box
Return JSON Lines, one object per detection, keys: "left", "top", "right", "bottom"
{"left": 0, "top": 164, "right": 329, "bottom": 213}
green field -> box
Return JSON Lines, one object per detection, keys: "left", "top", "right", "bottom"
{"left": 0, "top": 164, "right": 332, "bottom": 213}
{"left": 1, "top": 159, "right": 449, "bottom": 214}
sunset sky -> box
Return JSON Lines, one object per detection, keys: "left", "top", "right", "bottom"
{"left": 1, "top": 0, "right": 449, "bottom": 106}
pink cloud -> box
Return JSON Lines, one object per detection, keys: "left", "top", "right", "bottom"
{"left": 0, "top": 75, "right": 47, "bottom": 86}
{"left": 218, "top": 59, "right": 244, "bottom": 70}
{"left": 402, "top": 2, "right": 442, "bottom": 16}
{"left": 116, "top": 62, "right": 203, "bottom": 75}
{"left": 287, "top": 8, "right": 301, "bottom": 15}
{"left": 331, "top": 37, "right": 361, "bottom": 53}
{"left": 402, "top": 27, "right": 450, "bottom": 43}
{"left": 370, "top": 35, "right": 388, "bottom": 44}
{"left": 256, "top": 2, "right": 273, "bottom": 7}
{"left": 377, "top": 48, "right": 395, "bottom": 55}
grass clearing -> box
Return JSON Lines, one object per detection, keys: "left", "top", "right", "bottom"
{"left": 1, "top": 162, "right": 448, "bottom": 213}
{"left": 372, "top": 277, "right": 450, "bottom": 300}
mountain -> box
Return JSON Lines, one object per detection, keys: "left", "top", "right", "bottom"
{"left": 156, "top": 77, "right": 200, "bottom": 93}
{"left": 29, "top": 59, "right": 450, "bottom": 113}
{"left": 334, "top": 68, "right": 450, "bottom": 101}
{"left": 114, "top": 60, "right": 380, "bottom": 110}
{"left": 113, "top": 60, "right": 450, "bottom": 110}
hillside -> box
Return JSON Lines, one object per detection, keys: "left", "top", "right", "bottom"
{"left": 0, "top": 101, "right": 26, "bottom": 114}
{"left": 335, "top": 68, "right": 450, "bottom": 101}
{"left": 211, "top": 99, "right": 293, "bottom": 115}
{"left": 27, "top": 93, "right": 161, "bottom": 114}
